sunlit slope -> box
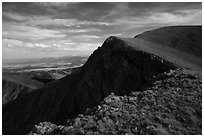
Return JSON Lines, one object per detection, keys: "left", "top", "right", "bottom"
{"left": 121, "top": 26, "right": 201, "bottom": 71}
{"left": 135, "top": 26, "right": 201, "bottom": 58}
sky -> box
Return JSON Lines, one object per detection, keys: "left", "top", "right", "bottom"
{"left": 2, "top": 2, "right": 202, "bottom": 60}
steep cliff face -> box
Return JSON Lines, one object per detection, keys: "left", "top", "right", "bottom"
{"left": 3, "top": 36, "right": 176, "bottom": 135}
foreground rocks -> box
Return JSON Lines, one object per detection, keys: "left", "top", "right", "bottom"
{"left": 30, "top": 68, "right": 202, "bottom": 135}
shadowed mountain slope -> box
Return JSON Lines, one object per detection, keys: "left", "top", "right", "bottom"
{"left": 2, "top": 73, "right": 44, "bottom": 104}
{"left": 2, "top": 26, "right": 202, "bottom": 135}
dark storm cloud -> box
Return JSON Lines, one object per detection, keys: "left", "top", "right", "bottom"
{"left": 2, "top": 2, "right": 202, "bottom": 59}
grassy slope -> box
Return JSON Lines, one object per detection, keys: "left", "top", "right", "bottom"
{"left": 135, "top": 26, "right": 202, "bottom": 58}
{"left": 120, "top": 26, "right": 201, "bottom": 73}
{"left": 122, "top": 38, "right": 201, "bottom": 72}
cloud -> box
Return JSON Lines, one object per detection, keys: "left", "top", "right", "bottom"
{"left": 100, "top": 10, "right": 118, "bottom": 20}
{"left": 76, "top": 21, "right": 111, "bottom": 26}
{"left": 103, "top": 33, "right": 123, "bottom": 37}
{"left": 2, "top": 37, "right": 101, "bottom": 53}
{"left": 3, "top": 24, "right": 65, "bottom": 40}
{"left": 112, "top": 9, "right": 202, "bottom": 30}
{"left": 3, "top": 11, "right": 112, "bottom": 29}
{"left": 27, "top": 18, "right": 112, "bottom": 27}
{"left": 3, "top": 12, "right": 28, "bottom": 21}
{"left": 25, "top": 43, "right": 52, "bottom": 48}
{"left": 3, "top": 38, "right": 24, "bottom": 47}
{"left": 63, "top": 28, "right": 101, "bottom": 33}
{"left": 3, "top": 38, "right": 52, "bottom": 48}
{"left": 84, "top": 35, "right": 101, "bottom": 39}
{"left": 2, "top": 2, "right": 202, "bottom": 59}
{"left": 62, "top": 42, "right": 101, "bottom": 51}
{"left": 33, "top": 2, "right": 79, "bottom": 8}
{"left": 145, "top": 9, "right": 202, "bottom": 25}
{"left": 73, "top": 35, "right": 101, "bottom": 39}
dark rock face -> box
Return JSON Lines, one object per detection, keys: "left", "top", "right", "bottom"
{"left": 3, "top": 36, "right": 176, "bottom": 134}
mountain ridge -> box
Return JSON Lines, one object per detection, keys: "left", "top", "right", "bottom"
{"left": 3, "top": 36, "right": 176, "bottom": 134}
{"left": 2, "top": 26, "right": 202, "bottom": 134}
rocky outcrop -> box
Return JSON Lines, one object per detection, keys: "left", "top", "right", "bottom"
{"left": 3, "top": 36, "right": 176, "bottom": 134}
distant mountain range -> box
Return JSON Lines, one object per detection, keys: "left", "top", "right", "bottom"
{"left": 2, "top": 26, "right": 202, "bottom": 135}
{"left": 3, "top": 56, "right": 88, "bottom": 67}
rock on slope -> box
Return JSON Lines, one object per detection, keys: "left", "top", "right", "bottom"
{"left": 3, "top": 26, "right": 202, "bottom": 135}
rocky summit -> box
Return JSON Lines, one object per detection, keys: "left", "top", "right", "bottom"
{"left": 2, "top": 26, "right": 202, "bottom": 135}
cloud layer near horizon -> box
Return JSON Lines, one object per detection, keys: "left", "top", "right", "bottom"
{"left": 2, "top": 2, "right": 202, "bottom": 59}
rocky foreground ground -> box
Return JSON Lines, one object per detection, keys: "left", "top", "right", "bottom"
{"left": 30, "top": 68, "right": 202, "bottom": 135}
